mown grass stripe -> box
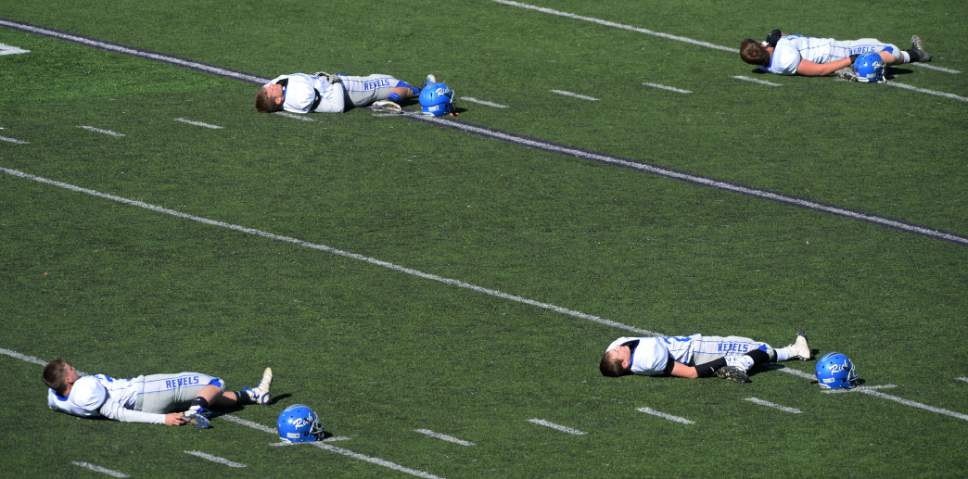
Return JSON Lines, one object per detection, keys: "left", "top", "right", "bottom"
{"left": 1, "top": 19, "right": 964, "bottom": 245}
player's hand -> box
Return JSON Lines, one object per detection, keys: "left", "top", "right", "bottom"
{"left": 165, "top": 412, "right": 189, "bottom": 426}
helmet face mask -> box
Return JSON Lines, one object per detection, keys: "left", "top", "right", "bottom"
{"left": 277, "top": 404, "right": 324, "bottom": 443}
{"left": 419, "top": 82, "right": 455, "bottom": 117}
{"left": 815, "top": 352, "right": 859, "bottom": 389}
{"left": 853, "top": 52, "right": 885, "bottom": 83}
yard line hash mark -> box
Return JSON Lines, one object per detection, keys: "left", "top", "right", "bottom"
{"left": 184, "top": 451, "right": 246, "bottom": 468}
{"left": 414, "top": 429, "right": 476, "bottom": 446}
{"left": 886, "top": 82, "right": 968, "bottom": 103}
{"left": 0, "top": 135, "right": 28, "bottom": 144}
{"left": 71, "top": 461, "right": 129, "bottom": 478}
{"left": 550, "top": 89, "right": 599, "bottom": 101}
{"left": 460, "top": 96, "right": 509, "bottom": 108}
{"left": 78, "top": 125, "right": 125, "bottom": 137}
{"left": 528, "top": 418, "right": 587, "bottom": 435}
{"left": 957, "top": 377, "right": 968, "bottom": 384}
{"left": 637, "top": 407, "right": 694, "bottom": 425}
{"left": 732, "top": 75, "right": 782, "bottom": 87}
{"left": 1, "top": 19, "right": 964, "bottom": 245}
{"left": 275, "top": 111, "right": 315, "bottom": 122}
{"left": 745, "top": 397, "right": 801, "bottom": 414}
{"left": 0, "top": 42, "right": 30, "bottom": 55}
{"left": 175, "top": 117, "right": 223, "bottom": 129}
{"left": 642, "top": 82, "right": 692, "bottom": 94}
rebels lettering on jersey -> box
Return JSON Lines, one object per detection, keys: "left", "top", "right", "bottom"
{"left": 164, "top": 375, "right": 200, "bottom": 389}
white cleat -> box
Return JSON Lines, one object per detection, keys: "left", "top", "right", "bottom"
{"left": 248, "top": 367, "right": 273, "bottom": 405}
{"left": 791, "top": 329, "right": 811, "bottom": 361}
{"left": 184, "top": 406, "right": 211, "bottom": 429}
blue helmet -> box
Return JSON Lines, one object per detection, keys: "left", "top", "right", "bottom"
{"left": 815, "top": 352, "right": 859, "bottom": 390}
{"left": 419, "top": 81, "right": 455, "bottom": 117}
{"left": 277, "top": 404, "right": 323, "bottom": 443}
{"left": 853, "top": 52, "right": 885, "bottom": 83}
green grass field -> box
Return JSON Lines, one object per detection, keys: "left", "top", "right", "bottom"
{"left": 1, "top": 1, "right": 966, "bottom": 477}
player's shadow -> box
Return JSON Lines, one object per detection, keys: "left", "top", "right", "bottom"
{"left": 208, "top": 393, "right": 292, "bottom": 418}
{"left": 885, "top": 66, "right": 914, "bottom": 78}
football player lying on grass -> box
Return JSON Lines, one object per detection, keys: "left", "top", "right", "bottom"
{"left": 600, "top": 331, "right": 811, "bottom": 383}
{"left": 740, "top": 29, "right": 931, "bottom": 81}
{"left": 43, "top": 359, "right": 272, "bottom": 428}
{"left": 254, "top": 71, "right": 427, "bottom": 114}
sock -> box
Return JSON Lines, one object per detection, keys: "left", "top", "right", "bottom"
{"left": 236, "top": 390, "right": 255, "bottom": 405}
{"left": 775, "top": 346, "right": 792, "bottom": 362}
{"left": 189, "top": 396, "right": 209, "bottom": 409}
{"left": 694, "top": 357, "right": 727, "bottom": 377}
{"left": 900, "top": 50, "right": 912, "bottom": 63}
{"left": 746, "top": 348, "right": 771, "bottom": 366}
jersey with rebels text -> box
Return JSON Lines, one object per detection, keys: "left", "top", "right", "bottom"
{"left": 768, "top": 35, "right": 893, "bottom": 75}
{"left": 269, "top": 73, "right": 344, "bottom": 114}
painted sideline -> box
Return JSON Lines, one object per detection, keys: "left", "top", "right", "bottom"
{"left": 0, "top": 18, "right": 964, "bottom": 245}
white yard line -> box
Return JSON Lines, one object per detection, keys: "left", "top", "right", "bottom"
{"left": 957, "top": 377, "right": 968, "bottom": 384}
{"left": 636, "top": 407, "right": 694, "bottom": 425}
{"left": 71, "top": 462, "right": 129, "bottom": 478}
{"left": 732, "top": 75, "right": 782, "bottom": 87}
{"left": 822, "top": 384, "right": 897, "bottom": 394}
{"left": 217, "top": 416, "right": 443, "bottom": 478}
{"left": 460, "top": 96, "right": 509, "bottom": 108}
{"left": 491, "top": 0, "right": 736, "bottom": 53}
{"left": 776, "top": 367, "right": 815, "bottom": 380}
{"left": 274, "top": 111, "right": 315, "bottom": 122}
{"left": 641, "top": 82, "right": 692, "bottom": 94}
{"left": 174, "top": 117, "right": 223, "bottom": 129}
{"left": 886, "top": 82, "right": 968, "bottom": 103}
{"left": 0, "top": 135, "right": 29, "bottom": 145}
{"left": 527, "top": 418, "right": 586, "bottom": 435}
{"left": 269, "top": 436, "right": 351, "bottom": 446}
{"left": 909, "top": 63, "right": 961, "bottom": 74}
{"left": 414, "top": 429, "right": 476, "bottom": 446}
{"left": 0, "top": 347, "right": 47, "bottom": 366}
{"left": 78, "top": 125, "right": 125, "bottom": 137}
{"left": 745, "top": 397, "right": 801, "bottom": 414}
{"left": 858, "top": 389, "right": 968, "bottom": 422}
{"left": 183, "top": 451, "right": 246, "bottom": 468}
{"left": 550, "top": 89, "right": 599, "bottom": 101}
{"left": 0, "top": 166, "right": 657, "bottom": 335}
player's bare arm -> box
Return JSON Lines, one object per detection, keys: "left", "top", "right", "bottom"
{"left": 795, "top": 57, "right": 854, "bottom": 77}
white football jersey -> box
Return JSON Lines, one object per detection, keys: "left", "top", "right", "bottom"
{"left": 268, "top": 73, "right": 345, "bottom": 114}
{"left": 47, "top": 374, "right": 165, "bottom": 424}
{"left": 606, "top": 335, "right": 769, "bottom": 375}
{"left": 768, "top": 35, "right": 896, "bottom": 75}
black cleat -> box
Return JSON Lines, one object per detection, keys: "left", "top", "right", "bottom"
{"left": 909, "top": 35, "right": 932, "bottom": 63}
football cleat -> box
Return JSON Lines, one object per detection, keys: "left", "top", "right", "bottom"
{"left": 716, "top": 366, "right": 751, "bottom": 383}
{"left": 790, "top": 329, "right": 811, "bottom": 361}
{"left": 909, "top": 35, "right": 931, "bottom": 63}
{"left": 370, "top": 100, "right": 402, "bottom": 113}
{"left": 243, "top": 367, "right": 273, "bottom": 405}
{"left": 184, "top": 405, "right": 211, "bottom": 429}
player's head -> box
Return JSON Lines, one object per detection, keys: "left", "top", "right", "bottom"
{"left": 255, "top": 83, "right": 285, "bottom": 113}
{"left": 740, "top": 39, "right": 771, "bottom": 66}
{"left": 43, "top": 358, "right": 78, "bottom": 395}
{"left": 853, "top": 52, "right": 886, "bottom": 83}
{"left": 599, "top": 346, "right": 632, "bottom": 377}
{"left": 815, "top": 352, "right": 859, "bottom": 389}
{"left": 277, "top": 404, "right": 324, "bottom": 443}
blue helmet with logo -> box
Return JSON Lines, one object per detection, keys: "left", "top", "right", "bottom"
{"left": 419, "top": 81, "right": 455, "bottom": 117}
{"left": 277, "top": 404, "right": 324, "bottom": 443}
{"left": 815, "top": 352, "right": 859, "bottom": 390}
{"left": 853, "top": 52, "right": 885, "bottom": 83}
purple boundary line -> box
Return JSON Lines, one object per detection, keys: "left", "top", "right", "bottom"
{"left": 1, "top": 17, "right": 964, "bottom": 246}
